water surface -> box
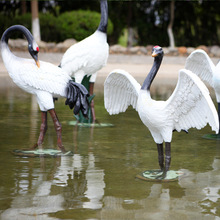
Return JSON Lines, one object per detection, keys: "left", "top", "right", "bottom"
{"left": 0, "top": 87, "right": 220, "bottom": 220}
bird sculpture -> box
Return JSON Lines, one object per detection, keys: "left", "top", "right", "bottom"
{"left": 185, "top": 49, "right": 220, "bottom": 134}
{"left": 60, "top": 0, "right": 109, "bottom": 123}
{"left": 1, "top": 25, "right": 89, "bottom": 153}
{"left": 104, "top": 46, "right": 219, "bottom": 179}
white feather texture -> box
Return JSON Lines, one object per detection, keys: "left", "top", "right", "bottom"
{"left": 185, "top": 49, "right": 220, "bottom": 102}
{"left": 60, "top": 30, "right": 109, "bottom": 83}
{"left": 185, "top": 49, "right": 215, "bottom": 87}
{"left": 213, "top": 62, "right": 220, "bottom": 102}
{"left": 104, "top": 68, "right": 219, "bottom": 144}
{"left": 1, "top": 42, "right": 71, "bottom": 111}
{"left": 104, "top": 69, "right": 141, "bottom": 114}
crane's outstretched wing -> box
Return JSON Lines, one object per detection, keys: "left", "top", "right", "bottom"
{"left": 185, "top": 49, "right": 215, "bottom": 87}
{"left": 165, "top": 69, "right": 219, "bottom": 133}
{"left": 104, "top": 69, "right": 141, "bottom": 115}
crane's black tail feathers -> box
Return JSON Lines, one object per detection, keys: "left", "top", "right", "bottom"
{"left": 65, "top": 80, "right": 89, "bottom": 117}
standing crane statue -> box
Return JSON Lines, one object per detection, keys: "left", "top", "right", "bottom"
{"left": 60, "top": 0, "right": 109, "bottom": 124}
{"left": 104, "top": 46, "right": 219, "bottom": 180}
{"left": 1, "top": 25, "right": 89, "bottom": 154}
{"left": 185, "top": 49, "right": 220, "bottom": 137}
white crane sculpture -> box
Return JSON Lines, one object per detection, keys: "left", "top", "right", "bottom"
{"left": 104, "top": 46, "right": 219, "bottom": 179}
{"left": 1, "top": 25, "right": 89, "bottom": 153}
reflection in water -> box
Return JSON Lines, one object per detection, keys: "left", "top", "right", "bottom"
{"left": 83, "top": 153, "right": 105, "bottom": 209}
{"left": 179, "top": 157, "right": 220, "bottom": 217}
{"left": 0, "top": 88, "right": 220, "bottom": 219}
{"left": 29, "top": 95, "right": 38, "bottom": 144}
{"left": 1, "top": 152, "right": 105, "bottom": 219}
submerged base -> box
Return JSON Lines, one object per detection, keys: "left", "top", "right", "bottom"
{"left": 202, "top": 134, "right": 220, "bottom": 140}
{"left": 68, "top": 120, "right": 114, "bottom": 128}
{"left": 136, "top": 169, "right": 184, "bottom": 182}
{"left": 12, "top": 149, "right": 73, "bottom": 157}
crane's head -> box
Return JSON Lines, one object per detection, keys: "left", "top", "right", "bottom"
{"left": 28, "top": 40, "right": 40, "bottom": 68}
{"left": 152, "top": 46, "right": 163, "bottom": 58}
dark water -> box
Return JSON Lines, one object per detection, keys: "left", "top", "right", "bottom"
{"left": 0, "top": 87, "right": 220, "bottom": 220}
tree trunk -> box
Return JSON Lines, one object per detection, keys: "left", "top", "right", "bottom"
{"left": 31, "top": 0, "right": 41, "bottom": 42}
{"left": 127, "top": 1, "right": 132, "bottom": 48}
{"left": 21, "top": 0, "right": 26, "bottom": 14}
{"left": 167, "top": 0, "right": 175, "bottom": 49}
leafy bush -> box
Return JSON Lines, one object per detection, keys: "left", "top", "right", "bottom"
{"left": 0, "top": 10, "right": 113, "bottom": 43}
{"left": 39, "top": 13, "right": 60, "bottom": 42}
{"left": 57, "top": 10, "right": 113, "bottom": 42}
{"left": 0, "top": 13, "right": 31, "bottom": 39}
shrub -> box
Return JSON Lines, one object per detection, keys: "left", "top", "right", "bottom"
{"left": 39, "top": 13, "right": 60, "bottom": 42}
{"left": 0, "top": 10, "right": 113, "bottom": 43}
{"left": 57, "top": 10, "right": 113, "bottom": 42}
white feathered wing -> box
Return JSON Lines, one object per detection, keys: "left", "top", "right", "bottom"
{"left": 165, "top": 69, "right": 219, "bottom": 133}
{"left": 104, "top": 69, "right": 141, "bottom": 115}
{"left": 104, "top": 68, "right": 219, "bottom": 136}
{"left": 185, "top": 49, "right": 215, "bottom": 87}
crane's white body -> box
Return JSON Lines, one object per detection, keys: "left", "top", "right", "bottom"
{"left": 185, "top": 49, "right": 220, "bottom": 102}
{"left": 60, "top": 30, "right": 109, "bottom": 84}
{"left": 1, "top": 42, "right": 71, "bottom": 111}
{"left": 104, "top": 69, "right": 219, "bottom": 144}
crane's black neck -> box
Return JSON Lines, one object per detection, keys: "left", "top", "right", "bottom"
{"left": 1, "top": 25, "right": 33, "bottom": 47}
{"left": 97, "top": 0, "right": 108, "bottom": 33}
{"left": 141, "top": 55, "right": 163, "bottom": 91}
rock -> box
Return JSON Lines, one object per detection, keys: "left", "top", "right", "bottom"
{"left": 110, "top": 44, "right": 127, "bottom": 54}
{"left": 37, "top": 41, "right": 47, "bottom": 51}
{"left": 210, "top": 45, "right": 220, "bottom": 57}
{"left": 128, "top": 46, "right": 140, "bottom": 54}
{"left": 197, "top": 45, "right": 209, "bottom": 53}
{"left": 186, "top": 47, "right": 195, "bottom": 55}
{"left": 139, "top": 46, "right": 148, "bottom": 55}
{"left": 167, "top": 47, "right": 178, "bottom": 55}
{"left": 146, "top": 45, "right": 154, "bottom": 54}
{"left": 56, "top": 42, "right": 65, "bottom": 52}
{"left": 178, "top": 46, "right": 187, "bottom": 55}
{"left": 163, "top": 47, "right": 170, "bottom": 55}
{"left": 5, "top": 38, "right": 220, "bottom": 57}
{"left": 62, "top": 39, "right": 77, "bottom": 49}
{"left": 8, "top": 39, "right": 27, "bottom": 50}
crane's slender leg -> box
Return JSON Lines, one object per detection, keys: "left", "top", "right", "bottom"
{"left": 31, "top": 111, "right": 47, "bottom": 149}
{"left": 218, "top": 103, "right": 220, "bottom": 134}
{"left": 157, "top": 143, "right": 164, "bottom": 171}
{"left": 163, "top": 142, "right": 171, "bottom": 178}
{"left": 48, "top": 109, "right": 66, "bottom": 152}
{"left": 89, "top": 82, "right": 96, "bottom": 123}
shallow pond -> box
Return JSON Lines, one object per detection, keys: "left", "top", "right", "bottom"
{"left": 0, "top": 86, "right": 220, "bottom": 220}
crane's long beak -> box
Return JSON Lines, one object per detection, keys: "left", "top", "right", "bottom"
{"left": 152, "top": 51, "right": 158, "bottom": 57}
{"left": 35, "top": 59, "right": 40, "bottom": 68}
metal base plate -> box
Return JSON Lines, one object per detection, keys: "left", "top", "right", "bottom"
{"left": 68, "top": 120, "right": 114, "bottom": 127}
{"left": 136, "top": 169, "right": 184, "bottom": 182}
{"left": 11, "top": 149, "right": 73, "bottom": 157}
{"left": 202, "top": 134, "right": 220, "bottom": 140}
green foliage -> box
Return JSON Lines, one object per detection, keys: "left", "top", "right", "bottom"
{"left": 0, "top": 10, "right": 113, "bottom": 43}
{"left": 118, "top": 29, "right": 128, "bottom": 47}
{"left": 0, "top": 1, "right": 219, "bottom": 47}
{"left": 57, "top": 10, "right": 113, "bottom": 42}
{"left": 39, "top": 13, "right": 60, "bottom": 42}
{"left": 14, "top": 13, "right": 31, "bottom": 30}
